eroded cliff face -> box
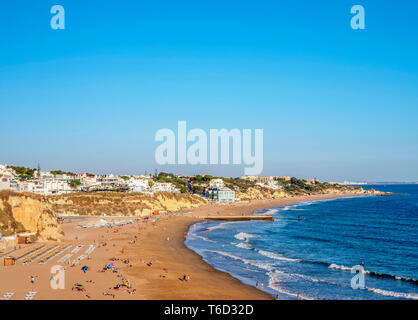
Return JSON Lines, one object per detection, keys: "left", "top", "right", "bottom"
{"left": 236, "top": 188, "right": 289, "bottom": 200}
{"left": 0, "top": 191, "right": 63, "bottom": 241}
{"left": 236, "top": 186, "right": 386, "bottom": 201}
{"left": 1, "top": 191, "right": 209, "bottom": 240}
{"left": 0, "top": 187, "right": 385, "bottom": 239}
{"left": 46, "top": 192, "right": 208, "bottom": 217}
{"left": 0, "top": 191, "right": 208, "bottom": 240}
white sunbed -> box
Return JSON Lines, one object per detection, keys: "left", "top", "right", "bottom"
{"left": 22, "top": 245, "right": 59, "bottom": 265}
{"left": 85, "top": 245, "right": 95, "bottom": 255}
{"left": 23, "top": 291, "right": 37, "bottom": 300}
{"left": 38, "top": 244, "right": 72, "bottom": 264}
{"left": 14, "top": 245, "right": 46, "bottom": 263}
{"left": 0, "top": 292, "right": 14, "bottom": 300}
{"left": 71, "top": 254, "right": 86, "bottom": 265}
{"left": 71, "top": 245, "right": 83, "bottom": 254}
{"left": 57, "top": 253, "right": 72, "bottom": 263}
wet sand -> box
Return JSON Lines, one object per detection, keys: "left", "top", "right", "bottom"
{"left": 0, "top": 193, "right": 364, "bottom": 300}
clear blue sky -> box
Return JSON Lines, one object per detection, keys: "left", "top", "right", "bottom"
{"left": 1, "top": 0, "right": 417, "bottom": 181}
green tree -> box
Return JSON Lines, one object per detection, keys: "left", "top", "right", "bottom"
{"left": 68, "top": 180, "right": 81, "bottom": 188}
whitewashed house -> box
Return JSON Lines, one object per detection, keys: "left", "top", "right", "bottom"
{"left": 256, "top": 180, "right": 282, "bottom": 190}
{"left": 96, "top": 174, "right": 120, "bottom": 187}
{"left": 209, "top": 178, "right": 225, "bottom": 189}
{"left": 128, "top": 177, "right": 151, "bottom": 193}
{"left": 17, "top": 180, "right": 75, "bottom": 195}
{"left": 151, "top": 182, "right": 179, "bottom": 193}
{"left": 0, "top": 165, "right": 15, "bottom": 190}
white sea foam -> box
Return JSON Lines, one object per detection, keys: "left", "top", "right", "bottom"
{"left": 328, "top": 263, "right": 418, "bottom": 284}
{"left": 206, "top": 222, "right": 232, "bottom": 231}
{"left": 204, "top": 249, "right": 274, "bottom": 272}
{"left": 365, "top": 287, "right": 418, "bottom": 300}
{"left": 282, "top": 205, "right": 306, "bottom": 211}
{"left": 235, "top": 242, "right": 252, "bottom": 250}
{"left": 257, "top": 250, "right": 301, "bottom": 262}
{"left": 268, "top": 271, "right": 315, "bottom": 300}
{"left": 328, "top": 263, "right": 352, "bottom": 272}
{"left": 192, "top": 234, "right": 217, "bottom": 243}
{"left": 234, "top": 232, "right": 258, "bottom": 241}
{"left": 269, "top": 269, "right": 334, "bottom": 285}
{"left": 260, "top": 208, "right": 279, "bottom": 215}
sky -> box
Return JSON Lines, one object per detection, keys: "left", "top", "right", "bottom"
{"left": 0, "top": 0, "right": 417, "bottom": 181}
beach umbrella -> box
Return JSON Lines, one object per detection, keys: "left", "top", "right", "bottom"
{"left": 81, "top": 266, "right": 89, "bottom": 271}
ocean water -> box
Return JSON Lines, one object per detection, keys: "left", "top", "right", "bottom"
{"left": 185, "top": 185, "right": 418, "bottom": 300}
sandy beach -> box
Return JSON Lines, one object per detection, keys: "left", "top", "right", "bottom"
{"left": 0, "top": 193, "right": 366, "bottom": 300}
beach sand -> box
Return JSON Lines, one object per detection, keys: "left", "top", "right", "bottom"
{"left": 0, "top": 193, "right": 363, "bottom": 300}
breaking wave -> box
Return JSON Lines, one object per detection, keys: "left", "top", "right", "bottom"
{"left": 365, "top": 287, "right": 418, "bottom": 300}
{"left": 328, "top": 263, "right": 418, "bottom": 285}
{"left": 257, "top": 250, "right": 302, "bottom": 262}
{"left": 234, "top": 232, "right": 258, "bottom": 241}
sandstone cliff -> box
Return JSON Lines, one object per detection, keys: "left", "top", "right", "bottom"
{"left": 1, "top": 191, "right": 208, "bottom": 240}
{"left": 45, "top": 192, "right": 207, "bottom": 217}
{"left": 236, "top": 186, "right": 386, "bottom": 201}
{"left": 0, "top": 191, "right": 64, "bottom": 241}
{"left": 0, "top": 185, "right": 385, "bottom": 240}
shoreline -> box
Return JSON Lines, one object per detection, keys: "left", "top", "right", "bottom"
{"left": 127, "top": 192, "right": 373, "bottom": 300}
{"left": 0, "top": 192, "right": 378, "bottom": 300}
{"left": 181, "top": 193, "right": 376, "bottom": 300}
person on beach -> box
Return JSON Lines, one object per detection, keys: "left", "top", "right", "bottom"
{"left": 256, "top": 281, "right": 258, "bottom": 289}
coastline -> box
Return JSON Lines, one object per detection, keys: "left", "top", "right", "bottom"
{"left": 0, "top": 192, "right": 378, "bottom": 300}
{"left": 124, "top": 193, "right": 374, "bottom": 300}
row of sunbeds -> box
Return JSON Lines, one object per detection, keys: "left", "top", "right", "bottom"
{"left": 12, "top": 244, "right": 46, "bottom": 262}
{"left": 22, "top": 245, "right": 60, "bottom": 265}
{"left": 38, "top": 244, "right": 72, "bottom": 264}
{"left": 0, "top": 291, "right": 37, "bottom": 301}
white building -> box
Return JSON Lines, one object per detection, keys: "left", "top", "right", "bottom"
{"left": 218, "top": 187, "right": 235, "bottom": 202}
{"left": 75, "top": 173, "right": 98, "bottom": 187}
{"left": 241, "top": 175, "right": 287, "bottom": 183}
{"left": 128, "top": 177, "right": 151, "bottom": 193}
{"left": 96, "top": 174, "right": 120, "bottom": 187}
{"left": 0, "top": 165, "right": 15, "bottom": 190}
{"left": 256, "top": 180, "right": 282, "bottom": 190}
{"left": 17, "top": 180, "right": 76, "bottom": 195}
{"left": 209, "top": 178, "right": 225, "bottom": 189}
{"left": 151, "top": 182, "right": 179, "bottom": 193}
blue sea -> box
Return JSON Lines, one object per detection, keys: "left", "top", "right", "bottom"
{"left": 185, "top": 185, "right": 418, "bottom": 300}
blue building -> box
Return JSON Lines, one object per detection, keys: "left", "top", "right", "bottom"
{"left": 218, "top": 187, "right": 235, "bottom": 202}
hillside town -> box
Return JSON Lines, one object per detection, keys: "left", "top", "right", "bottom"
{"left": 0, "top": 163, "right": 384, "bottom": 257}
{"left": 1, "top": 164, "right": 368, "bottom": 208}
{"left": 0, "top": 164, "right": 177, "bottom": 195}
{"left": 0, "top": 164, "right": 313, "bottom": 204}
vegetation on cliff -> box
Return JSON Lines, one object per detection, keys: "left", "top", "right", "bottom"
{"left": 46, "top": 191, "right": 207, "bottom": 216}
{"left": 6, "top": 165, "right": 35, "bottom": 180}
